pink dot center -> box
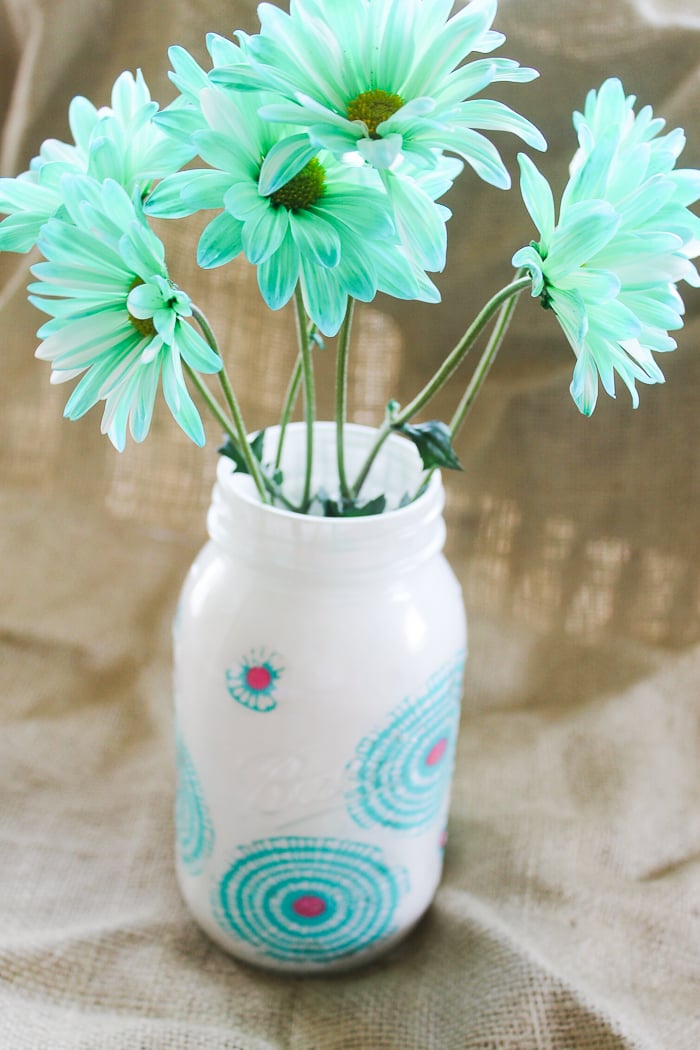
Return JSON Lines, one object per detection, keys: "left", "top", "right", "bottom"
{"left": 292, "top": 894, "right": 327, "bottom": 918}
{"left": 245, "top": 665, "right": 272, "bottom": 692}
{"left": 425, "top": 737, "right": 448, "bottom": 767}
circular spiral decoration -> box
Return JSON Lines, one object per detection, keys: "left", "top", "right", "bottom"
{"left": 346, "top": 651, "right": 465, "bottom": 833}
{"left": 175, "top": 735, "right": 214, "bottom": 875}
{"left": 213, "top": 836, "right": 405, "bottom": 963}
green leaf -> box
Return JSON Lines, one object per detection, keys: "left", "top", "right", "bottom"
{"left": 217, "top": 429, "right": 266, "bottom": 474}
{"left": 314, "top": 489, "right": 388, "bottom": 517}
{"left": 393, "top": 420, "right": 463, "bottom": 472}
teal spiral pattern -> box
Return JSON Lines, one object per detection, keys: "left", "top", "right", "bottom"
{"left": 175, "top": 735, "right": 214, "bottom": 875}
{"left": 213, "top": 836, "right": 405, "bottom": 962}
{"left": 346, "top": 651, "right": 466, "bottom": 833}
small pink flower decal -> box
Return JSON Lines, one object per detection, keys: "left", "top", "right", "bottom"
{"left": 225, "top": 648, "right": 284, "bottom": 713}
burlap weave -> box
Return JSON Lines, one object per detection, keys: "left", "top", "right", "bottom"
{"left": 1, "top": 1, "right": 699, "bottom": 1047}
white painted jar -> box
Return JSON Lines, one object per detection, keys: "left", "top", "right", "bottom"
{"left": 173, "top": 423, "right": 467, "bottom": 973}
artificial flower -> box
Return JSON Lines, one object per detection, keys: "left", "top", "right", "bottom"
{"left": 0, "top": 70, "right": 194, "bottom": 253}
{"left": 208, "top": 0, "right": 545, "bottom": 267}
{"left": 29, "top": 175, "right": 221, "bottom": 450}
{"left": 512, "top": 78, "right": 700, "bottom": 415}
{"left": 147, "top": 83, "right": 443, "bottom": 336}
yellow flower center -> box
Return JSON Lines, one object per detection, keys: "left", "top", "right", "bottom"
{"left": 269, "top": 157, "right": 327, "bottom": 211}
{"left": 346, "top": 89, "right": 405, "bottom": 138}
{"left": 127, "top": 277, "right": 156, "bottom": 338}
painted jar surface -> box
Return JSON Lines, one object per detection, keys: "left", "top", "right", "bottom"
{"left": 173, "top": 423, "right": 467, "bottom": 973}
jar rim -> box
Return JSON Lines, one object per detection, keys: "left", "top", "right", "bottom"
{"left": 215, "top": 421, "right": 444, "bottom": 528}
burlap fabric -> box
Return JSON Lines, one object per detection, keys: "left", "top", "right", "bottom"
{"left": 1, "top": 1, "right": 699, "bottom": 1047}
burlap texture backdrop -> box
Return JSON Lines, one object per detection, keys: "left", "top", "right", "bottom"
{"left": 1, "top": 1, "right": 699, "bottom": 1047}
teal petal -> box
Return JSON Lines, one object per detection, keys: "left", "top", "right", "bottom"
{"left": 402, "top": 0, "right": 497, "bottom": 98}
{"left": 307, "top": 125, "right": 364, "bottom": 155}
{"left": 0, "top": 176, "right": 58, "bottom": 212}
{"left": 549, "top": 287, "right": 588, "bottom": 350}
{"left": 174, "top": 319, "right": 222, "bottom": 374}
{"left": 546, "top": 201, "right": 619, "bottom": 282}
{"left": 511, "top": 245, "right": 545, "bottom": 296}
{"left": 223, "top": 181, "right": 267, "bottom": 222}
{"left": 256, "top": 229, "right": 300, "bottom": 311}
{"left": 456, "top": 99, "right": 546, "bottom": 151}
{"left": 438, "top": 127, "right": 510, "bottom": 189}
{"left": 68, "top": 96, "right": 99, "bottom": 151}
{"left": 356, "top": 134, "right": 404, "bottom": 170}
{"left": 517, "top": 154, "right": 555, "bottom": 244}
{"left": 570, "top": 352, "right": 600, "bottom": 415}
{"left": 242, "top": 202, "right": 289, "bottom": 265}
{"left": 145, "top": 171, "right": 208, "bottom": 219}
{"left": 193, "top": 131, "right": 253, "bottom": 178}
{"left": 126, "top": 282, "right": 164, "bottom": 317}
{"left": 118, "top": 222, "right": 167, "bottom": 282}
{"left": 299, "top": 257, "right": 346, "bottom": 337}
{"left": 167, "top": 45, "right": 210, "bottom": 98}
{"left": 333, "top": 231, "right": 378, "bottom": 302}
{"left": 197, "top": 212, "right": 245, "bottom": 268}
{"left": 288, "top": 210, "right": 341, "bottom": 269}
{"left": 161, "top": 346, "right": 206, "bottom": 446}
{"left": 383, "top": 171, "right": 447, "bottom": 272}
{"left": 0, "top": 213, "right": 47, "bottom": 252}
{"left": 258, "top": 135, "right": 320, "bottom": 196}
{"left": 129, "top": 360, "right": 160, "bottom": 443}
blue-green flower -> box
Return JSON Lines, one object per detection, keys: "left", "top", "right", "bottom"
{"left": 209, "top": 0, "right": 545, "bottom": 268}
{"left": 0, "top": 71, "right": 194, "bottom": 253}
{"left": 29, "top": 176, "right": 221, "bottom": 450}
{"left": 147, "top": 82, "right": 442, "bottom": 336}
{"left": 512, "top": 79, "right": 700, "bottom": 415}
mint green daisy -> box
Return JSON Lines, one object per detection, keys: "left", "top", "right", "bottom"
{"left": 0, "top": 70, "right": 194, "bottom": 253}
{"left": 29, "top": 175, "right": 221, "bottom": 450}
{"left": 147, "top": 84, "right": 441, "bottom": 336}
{"left": 209, "top": 0, "right": 545, "bottom": 268}
{"left": 512, "top": 79, "right": 700, "bottom": 415}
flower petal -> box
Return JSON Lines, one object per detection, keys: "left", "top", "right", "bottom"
{"left": 197, "top": 212, "right": 245, "bottom": 268}
{"left": 258, "top": 134, "right": 320, "bottom": 196}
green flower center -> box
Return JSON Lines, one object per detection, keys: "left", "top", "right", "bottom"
{"left": 269, "top": 158, "right": 327, "bottom": 211}
{"left": 127, "top": 277, "right": 156, "bottom": 338}
{"left": 346, "top": 89, "right": 405, "bottom": 138}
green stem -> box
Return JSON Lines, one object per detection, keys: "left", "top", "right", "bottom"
{"left": 449, "top": 275, "right": 524, "bottom": 440}
{"left": 274, "top": 356, "right": 303, "bottom": 472}
{"left": 412, "top": 277, "right": 526, "bottom": 502}
{"left": 274, "top": 318, "right": 319, "bottom": 472}
{"left": 350, "top": 274, "right": 531, "bottom": 499}
{"left": 294, "top": 284, "right": 315, "bottom": 511}
{"left": 191, "top": 306, "right": 269, "bottom": 504}
{"left": 335, "top": 298, "right": 355, "bottom": 501}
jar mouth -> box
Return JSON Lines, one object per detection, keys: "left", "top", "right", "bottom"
{"left": 216, "top": 422, "right": 444, "bottom": 525}
{"left": 209, "top": 424, "right": 447, "bottom": 576}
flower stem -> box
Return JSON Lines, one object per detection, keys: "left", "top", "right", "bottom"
{"left": 274, "top": 318, "right": 319, "bottom": 472}
{"left": 294, "top": 284, "right": 315, "bottom": 511}
{"left": 350, "top": 274, "right": 531, "bottom": 498}
{"left": 450, "top": 274, "right": 525, "bottom": 440}
{"left": 335, "top": 298, "right": 355, "bottom": 501}
{"left": 190, "top": 306, "right": 269, "bottom": 504}
{"left": 274, "top": 356, "right": 303, "bottom": 472}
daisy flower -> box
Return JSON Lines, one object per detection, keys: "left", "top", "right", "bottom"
{"left": 209, "top": 0, "right": 546, "bottom": 268}
{"left": 512, "top": 79, "right": 700, "bottom": 415}
{"left": 0, "top": 70, "right": 194, "bottom": 253}
{"left": 29, "top": 175, "right": 222, "bottom": 450}
{"left": 147, "top": 83, "right": 443, "bottom": 336}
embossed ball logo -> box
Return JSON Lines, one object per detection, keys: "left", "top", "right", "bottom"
{"left": 345, "top": 653, "right": 465, "bottom": 833}
{"left": 213, "top": 836, "right": 405, "bottom": 963}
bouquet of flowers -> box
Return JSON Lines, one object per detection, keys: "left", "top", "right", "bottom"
{"left": 1, "top": 0, "right": 698, "bottom": 516}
